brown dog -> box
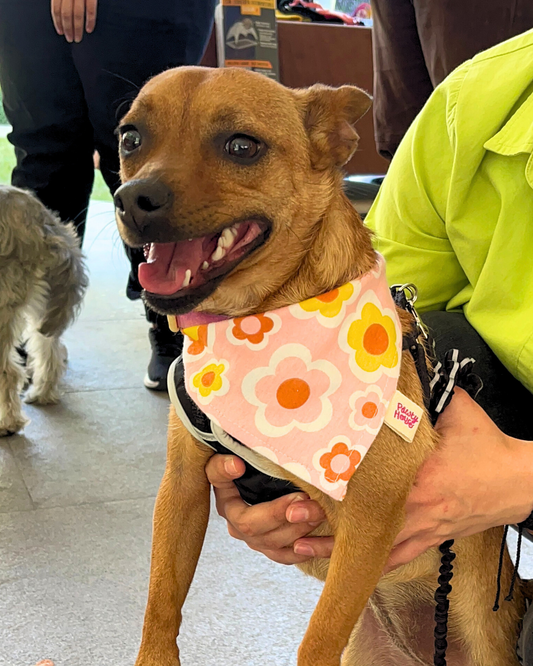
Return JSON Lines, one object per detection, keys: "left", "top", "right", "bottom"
{"left": 115, "top": 66, "right": 525, "bottom": 666}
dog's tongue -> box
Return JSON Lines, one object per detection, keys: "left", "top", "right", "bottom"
{"left": 138, "top": 221, "right": 264, "bottom": 297}
{"left": 138, "top": 239, "right": 213, "bottom": 296}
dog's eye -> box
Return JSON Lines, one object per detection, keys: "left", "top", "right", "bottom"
{"left": 225, "top": 135, "right": 261, "bottom": 160}
{"left": 121, "top": 129, "right": 142, "bottom": 153}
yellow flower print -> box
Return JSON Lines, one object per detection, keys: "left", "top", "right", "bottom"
{"left": 300, "top": 283, "right": 354, "bottom": 319}
{"left": 192, "top": 363, "right": 226, "bottom": 398}
{"left": 347, "top": 302, "right": 398, "bottom": 373}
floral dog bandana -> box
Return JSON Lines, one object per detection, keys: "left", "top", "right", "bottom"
{"left": 177, "top": 253, "right": 402, "bottom": 501}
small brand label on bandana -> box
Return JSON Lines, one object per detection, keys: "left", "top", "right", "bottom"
{"left": 384, "top": 390, "right": 423, "bottom": 442}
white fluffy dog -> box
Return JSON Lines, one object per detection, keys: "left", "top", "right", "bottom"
{"left": 0, "top": 185, "right": 88, "bottom": 436}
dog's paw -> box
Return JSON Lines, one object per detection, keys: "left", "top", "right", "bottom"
{"left": 24, "top": 387, "right": 60, "bottom": 405}
{"left": 0, "top": 415, "right": 28, "bottom": 437}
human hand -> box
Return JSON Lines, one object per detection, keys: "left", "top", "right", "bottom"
{"left": 206, "top": 454, "right": 333, "bottom": 564}
{"left": 385, "top": 387, "right": 533, "bottom": 573}
{"left": 51, "top": 0, "right": 97, "bottom": 43}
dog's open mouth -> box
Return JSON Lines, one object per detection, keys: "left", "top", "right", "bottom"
{"left": 138, "top": 218, "right": 270, "bottom": 313}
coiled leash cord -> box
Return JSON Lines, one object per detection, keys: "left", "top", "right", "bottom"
{"left": 391, "top": 285, "right": 483, "bottom": 666}
{"left": 434, "top": 541, "right": 456, "bottom": 666}
{"left": 429, "top": 353, "right": 482, "bottom": 666}
{"left": 429, "top": 349, "right": 484, "bottom": 666}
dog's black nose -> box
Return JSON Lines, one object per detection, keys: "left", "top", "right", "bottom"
{"left": 114, "top": 179, "right": 173, "bottom": 233}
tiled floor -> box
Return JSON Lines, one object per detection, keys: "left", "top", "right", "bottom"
{"left": 2, "top": 200, "right": 533, "bottom": 666}
{"left": 0, "top": 201, "right": 322, "bottom": 666}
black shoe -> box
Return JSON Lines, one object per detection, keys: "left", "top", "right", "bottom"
{"left": 144, "top": 325, "right": 183, "bottom": 391}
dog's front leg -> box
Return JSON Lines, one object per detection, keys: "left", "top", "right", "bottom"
{"left": 297, "top": 464, "right": 411, "bottom": 666}
{"left": 135, "top": 407, "right": 213, "bottom": 666}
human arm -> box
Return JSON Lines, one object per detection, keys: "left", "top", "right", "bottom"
{"left": 51, "top": 0, "right": 97, "bottom": 43}
{"left": 365, "top": 63, "right": 471, "bottom": 312}
{"left": 384, "top": 387, "right": 533, "bottom": 571}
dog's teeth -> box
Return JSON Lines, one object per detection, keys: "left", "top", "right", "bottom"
{"left": 182, "top": 269, "right": 192, "bottom": 288}
{"left": 147, "top": 244, "right": 157, "bottom": 262}
{"left": 230, "top": 222, "right": 241, "bottom": 236}
{"left": 211, "top": 246, "right": 226, "bottom": 262}
{"left": 220, "top": 227, "right": 235, "bottom": 249}
{"left": 202, "top": 261, "right": 209, "bottom": 270}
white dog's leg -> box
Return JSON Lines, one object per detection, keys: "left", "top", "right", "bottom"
{"left": 0, "top": 311, "right": 27, "bottom": 436}
{"left": 25, "top": 331, "right": 66, "bottom": 405}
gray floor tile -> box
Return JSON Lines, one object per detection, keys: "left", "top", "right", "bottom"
{"left": 8, "top": 389, "right": 169, "bottom": 509}
{"left": 0, "top": 445, "right": 33, "bottom": 513}
{"left": 0, "top": 498, "right": 154, "bottom": 595}
{"left": 61, "top": 318, "right": 152, "bottom": 393}
{"left": 0, "top": 498, "right": 154, "bottom": 666}
{"left": 0, "top": 498, "right": 322, "bottom": 666}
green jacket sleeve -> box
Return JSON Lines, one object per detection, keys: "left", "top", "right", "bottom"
{"left": 366, "top": 63, "right": 470, "bottom": 312}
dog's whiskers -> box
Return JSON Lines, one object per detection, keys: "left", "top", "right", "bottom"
{"left": 85, "top": 215, "right": 120, "bottom": 252}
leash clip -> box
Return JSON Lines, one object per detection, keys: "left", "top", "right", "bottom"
{"left": 391, "top": 283, "right": 429, "bottom": 341}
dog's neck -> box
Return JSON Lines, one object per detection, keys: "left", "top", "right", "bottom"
{"left": 259, "top": 191, "right": 376, "bottom": 313}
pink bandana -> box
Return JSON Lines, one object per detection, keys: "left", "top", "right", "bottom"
{"left": 176, "top": 254, "right": 402, "bottom": 501}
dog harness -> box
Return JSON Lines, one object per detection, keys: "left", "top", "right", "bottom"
{"left": 169, "top": 253, "right": 402, "bottom": 501}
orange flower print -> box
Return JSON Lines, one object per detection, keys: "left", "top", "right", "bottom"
{"left": 242, "top": 343, "right": 341, "bottom": 437}
{"left": 349, "top": 385, "right": 387, "bottom": 434}
{"left": 319, "top": 441, "right": 361, "bottom": 483}
{"left": 183, "top": 325, "right": 208, "bottom": 356}
{"left": 232, "top": 314, "right": 274, "bottom": 345}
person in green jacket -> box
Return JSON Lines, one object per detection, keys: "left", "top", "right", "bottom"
{"left": 205, "top": 27, "right": 533, "bottom": 661}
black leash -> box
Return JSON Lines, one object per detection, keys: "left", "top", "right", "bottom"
{"left": 434, "top": 541, "right": 456, "bottom": 666}
{"left": 391, "top": 284, "right": 483, "bottom": 666}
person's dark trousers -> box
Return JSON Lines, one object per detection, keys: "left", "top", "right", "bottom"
{"left": 0, "top": 0, "right": 215, "bottom": 327}
{"left": 371, "top": 0, "right": 533, "bottom": 159}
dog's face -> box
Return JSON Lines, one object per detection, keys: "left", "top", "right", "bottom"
{"left": 115, "top": 67, "right": 371, "bottom": 316}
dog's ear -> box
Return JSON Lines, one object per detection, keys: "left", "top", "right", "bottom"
{"left": 295, "top": 84, "right": 372, "bottom": 170}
